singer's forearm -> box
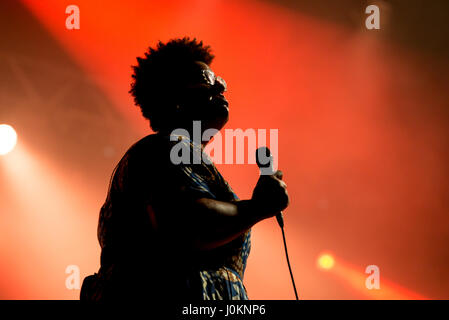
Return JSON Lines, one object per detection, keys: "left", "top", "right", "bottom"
{"left": 181, "top": 198, "right": 262, "bottom": 251}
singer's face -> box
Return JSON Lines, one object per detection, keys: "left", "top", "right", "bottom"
{"left": 178, "top": 61, "right": 229, "bottom": 131}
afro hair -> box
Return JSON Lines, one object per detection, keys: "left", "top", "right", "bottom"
{"left": 129, "top": 37, "right": 215, "bottom": 132}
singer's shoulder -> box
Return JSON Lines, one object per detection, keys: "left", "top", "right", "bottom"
{"left": 126, "top": 133, "right": 171, "bottom": 154}
{"left": 123, "top": 133, "right": 185, "bottom": 167}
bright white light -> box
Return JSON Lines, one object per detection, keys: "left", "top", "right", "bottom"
{"left": 0, "top": 124, "right": 18, "bottom": 155}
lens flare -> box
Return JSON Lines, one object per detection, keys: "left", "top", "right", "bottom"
{"left": 0, "top": 124, "right": 17, "bottom": 155}
{"left": 317, "top": 253, "right": 335, "bottom": 270}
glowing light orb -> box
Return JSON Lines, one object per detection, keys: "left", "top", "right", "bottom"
{"left": 0, "top": 124, "right": 18, "bottom": 155}
{"left": 317, "top": 253, "right": 335, "bottom": 270}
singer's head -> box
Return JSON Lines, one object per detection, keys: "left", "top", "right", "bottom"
{"left": 129, "top": 37, "right": 229, "bottom": 135}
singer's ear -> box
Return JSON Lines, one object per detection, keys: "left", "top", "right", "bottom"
{"left": 274, "top": 170, "right": 283, "bottom": 180}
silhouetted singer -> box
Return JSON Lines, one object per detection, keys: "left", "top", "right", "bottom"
{"left": 80, "top": 37, "right": 289, "bottom": 300}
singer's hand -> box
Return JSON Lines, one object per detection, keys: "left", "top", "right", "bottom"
{"left": 251, "top": 170, "right": 290, "bottom": 220}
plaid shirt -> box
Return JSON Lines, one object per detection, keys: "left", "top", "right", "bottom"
{"left": 81, "top": 133, "right": 251, "bottom": 300}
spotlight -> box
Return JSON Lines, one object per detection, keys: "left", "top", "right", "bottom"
{"left": 0, "top": 124, "right": 18, "bottom": 155}
{"left": 317, "top": 253, "right": 335, "bottom": 270}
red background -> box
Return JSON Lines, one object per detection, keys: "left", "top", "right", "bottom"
{"left": 0, "top": 0, "right": 448, "bottom": 299}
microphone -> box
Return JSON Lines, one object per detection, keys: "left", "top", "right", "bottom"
{"left": 255, "top": 147, "right": 284, "bottom": 228}
{"left": 255, "top": 147, "right": 299, "bottom": 299}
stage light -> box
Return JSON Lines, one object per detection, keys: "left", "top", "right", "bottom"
{"left": 317, "top": 253, "right": 335, "bottom": 270}
{"left": 0, "top": 124, "right": 18, "bottom": 155}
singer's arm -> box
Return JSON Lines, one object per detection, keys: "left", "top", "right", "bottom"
{"left": 165, "top": 171, "right": 288, "bottom": 251}
{"left": 184, "top": 198, "right": 261, "bottom": 251}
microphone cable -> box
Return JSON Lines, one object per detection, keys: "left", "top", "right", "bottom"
{"left": 256, "top": 146, "right": 299, "bottom": 300}
{"left": 276, "top": 212, "right": 299, "bottom": 300}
